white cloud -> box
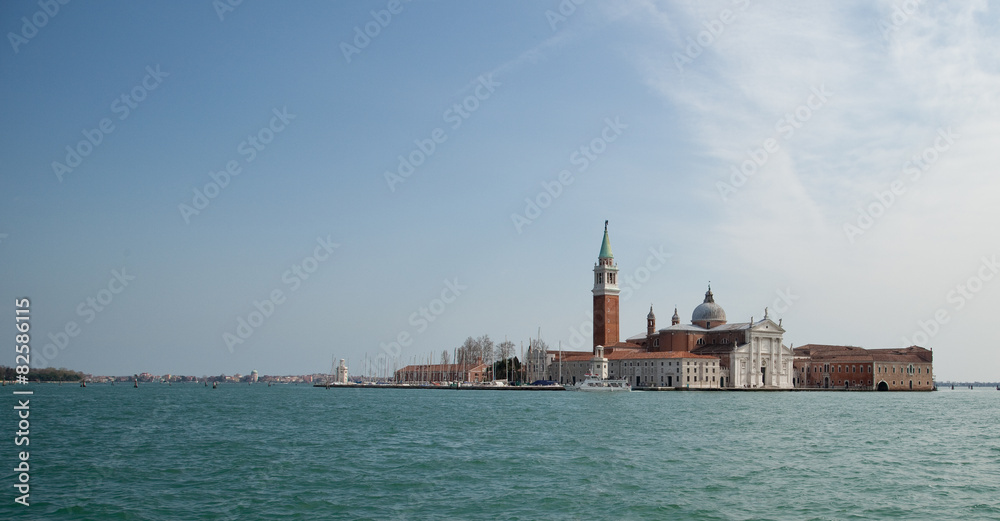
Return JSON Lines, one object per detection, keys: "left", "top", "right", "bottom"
{"left": 594, "top": 0, "right": 1000, "bottom": 375}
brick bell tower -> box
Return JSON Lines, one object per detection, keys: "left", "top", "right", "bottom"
{"left": 593, "top": 220, "right": 620, "bottom": 353}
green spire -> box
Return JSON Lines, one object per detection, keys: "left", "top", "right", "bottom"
{"left": 599, "top": 220, "right": 613, "bottom": 259}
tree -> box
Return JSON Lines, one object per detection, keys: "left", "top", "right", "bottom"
{"left": 458, "top": 336, "right": 477, "bottom": 366}
{"left": 497, "top": 339, "right": 515, "bottom": 361}
{"left": 440, "top": 350, "right": 450, "bottom": 365}
{"left": 477, "top": 335, "right": 494, "bottom": 375}
{"left": 496, "top": 340, "right": 515, "bottom": 381}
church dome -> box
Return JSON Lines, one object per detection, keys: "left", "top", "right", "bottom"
{"left": 692, "top": 285, "right": 726, "bottom": 326}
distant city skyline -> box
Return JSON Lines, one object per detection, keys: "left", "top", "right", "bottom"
{"left": 2, "top": 1, "right": 999, "bottom": 381}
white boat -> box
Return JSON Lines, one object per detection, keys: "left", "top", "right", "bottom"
{"left": 574, "top": 373, "right": 631, "bottom": 392}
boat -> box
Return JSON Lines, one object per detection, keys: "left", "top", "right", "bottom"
{"left": 573, "top": 373, "right": 631, "bottom": 392}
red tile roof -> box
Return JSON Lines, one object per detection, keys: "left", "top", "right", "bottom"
{"left": 557, "top": 350, "right": 717, "bottom": 362}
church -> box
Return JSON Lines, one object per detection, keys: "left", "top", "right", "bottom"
{"left": 542, "top": 222, "right": 795, "bottom": 389}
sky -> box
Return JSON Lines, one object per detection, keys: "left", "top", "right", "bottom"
{"left": 1, "top": 0, "right": 998, "bottom": 381}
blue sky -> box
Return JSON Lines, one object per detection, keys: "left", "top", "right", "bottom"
{"left": 2, "top": 0, "right": 998, "bottom": 381}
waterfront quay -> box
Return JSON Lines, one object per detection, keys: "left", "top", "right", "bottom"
{"left": 314, "top": 383, "right": 566, "bottom": 391}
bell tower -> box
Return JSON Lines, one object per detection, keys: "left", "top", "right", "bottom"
{"left": 593, "top": 220, "right": 620, "bottom": 353}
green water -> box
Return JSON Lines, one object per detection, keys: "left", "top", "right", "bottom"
{"left": 2, "top": 384, "right": 998, "bottom": 520}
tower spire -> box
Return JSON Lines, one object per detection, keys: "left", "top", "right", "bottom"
{"left": 599, "top": 221, "right": 613, "bottom": 259}
{"left": 592, "top": 221, "right": 619, "bottom": 352}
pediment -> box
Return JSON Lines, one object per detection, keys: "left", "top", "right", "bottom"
{"left": 750, "top": 318, "right": 785, "bottom": 333}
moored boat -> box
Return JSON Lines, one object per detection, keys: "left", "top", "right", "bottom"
{"left": 574, "top": 373, "right": 631, "bottom": 392}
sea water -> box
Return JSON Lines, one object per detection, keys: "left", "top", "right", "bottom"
{"left": 3, "top": 384, "right": 998, "bottom": 520}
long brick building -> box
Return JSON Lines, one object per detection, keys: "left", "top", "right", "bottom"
{"left": 793, "top": 344, "right": 934, "bottom": 390}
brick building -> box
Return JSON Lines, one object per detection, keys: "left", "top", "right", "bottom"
{"left": 793, "top": 344, "right": 934, "bottom": 391}
{"left": 394, "top": 363, "right": 487, "bottom": 384}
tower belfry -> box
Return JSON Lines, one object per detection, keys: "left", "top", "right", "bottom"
{"left": 593, "top": 220, "right": 620, "bottom": 352}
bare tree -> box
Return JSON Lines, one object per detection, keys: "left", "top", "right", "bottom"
{"left": 440, "top": 350, "right": 450, "bottom": 366}
{"left": 497, "top": 340, "right": 515, "bottom": 362}
{"left": 458, "top": 336, "right": 477, "bottom": 366}
{"left": 477, "top": 335, "right": 494, "bottom": 366}
{"left": 497, "top": 339, "right": 516, "bottom": 381}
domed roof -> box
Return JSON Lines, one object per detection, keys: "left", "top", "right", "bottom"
{"left": 692, "top": 285, "right": 726, "bottom": 323}
{"left": 647, "top": 305, "right": 655, "bottom": 319}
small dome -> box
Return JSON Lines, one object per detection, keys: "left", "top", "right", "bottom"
{"left": 692, "top": 285, "right": 726, "bottom": 324}
{"left": 647, "top": 305, "right": 655, "bottom": 319}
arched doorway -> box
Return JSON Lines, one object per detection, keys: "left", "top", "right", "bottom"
{"left": 876, "top": 381, "right": 889, "bottom": 391}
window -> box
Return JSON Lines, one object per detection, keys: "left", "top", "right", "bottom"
{"left": 686, "top": 376, "right": 690, "bottom": 382}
